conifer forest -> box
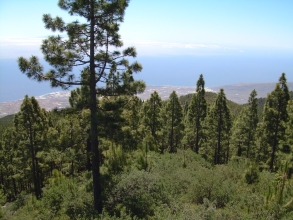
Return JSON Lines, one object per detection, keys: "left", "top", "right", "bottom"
{"left": 1, "top": 0, "right": 293, "bottom": 219}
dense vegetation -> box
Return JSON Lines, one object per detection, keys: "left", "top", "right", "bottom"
{"left": 1, "top": 73, "right": 293, "bottom": 219}
{"left": 1, "top": 0, "right": 293, "bottom": 219}
{"left": 0, "top": 115, "right": 13, "bottom": 139}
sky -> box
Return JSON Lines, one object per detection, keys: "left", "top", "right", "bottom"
{"left": 0, "top": 0, "right": 293, "bottom": 102}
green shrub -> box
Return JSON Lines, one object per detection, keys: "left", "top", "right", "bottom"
{"left": 244, "top": 164, "right": 259, "bottom": 184}
{"left": 106, "top": 170, "right": 169, "bottom": 219}
{"left": 0, "top": 189, "right": 5, "bottom": 218}
{"left": 188, "top": 165, "right": 238, "bottom": 208}
{"left": 11, "top": 193, "right": 26, "bottom": 211}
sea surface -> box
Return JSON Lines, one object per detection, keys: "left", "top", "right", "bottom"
{"left": 1, "top": 54, "right": 292, "bottom": 103}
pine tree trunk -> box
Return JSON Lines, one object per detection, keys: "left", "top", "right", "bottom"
{"left": 226, "top": 144, "right": 230, "bottom": 163}
{"left": 86, "top": 135, "right": 92, "bottom": 171}
{"left": 89, "top": 0, "right": 102, "bottom": 212}
{"left": 195, "top": 126, "right": 199, "bottom": 153}
{"left": 29, "top": 122, "right": 41, "bottom": 199}
{"left": 216, "top": 111, "right": 222, "bottom": 164}
{"left": 35, "top": 157, "right": 42, "bottom": 196}
{"left": 152, "top": 103, "right": 155, "bottom": 137}
{"left": 214, "top": 144, "right": 217, "bottom": 165}
{"left": 195, "top": 96, "right": 200, "bottom": 153}
{"left": 246, "top": 116, "right": 252, "bottom": 158}
{"left": 246, "top": 134, "right": 250, "bottom": 158}
{"left": 237, "top": 142, "right": 242, "bottom": 157}
{"left": 0, "top": 168, "right": 3, "bottom": 187}
{"left": 170, "top": 97, "right": 175, "bottom": 153}
{"left": 270, "top": 111, "right": 280, "bottom": 171}
{"left": 12, "top": 178, "right": 17, "bottom": 198}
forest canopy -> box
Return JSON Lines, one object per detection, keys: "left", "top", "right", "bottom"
{"left": 1, "top": 73, "right": 293, "bottom": 219}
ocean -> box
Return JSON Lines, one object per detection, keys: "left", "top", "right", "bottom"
{"left": 1, "top": 54, "right": 292, "bottom": 103}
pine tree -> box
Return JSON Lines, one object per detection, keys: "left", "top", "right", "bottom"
{"left": 13, "top": 96, "right": 48, "bottom": 199}
{"left": 246, "top": 89, "right": 259, "bottom": 157}
{"left": 0, "top": 128, "right": 19, "bottom": 200}
{"left": 69, "top": 87, "right": 90, "bottom": 110}
{"left": 231, "top": 110, "right": 247, "bottom": 157}
{"left": 17, "top": 0, "right": 145, "bottom": 211}
{"left": 186, "top": 74, "right": 207, "bottom": 153}
{"left": 142, "top": 91, "right": 163, "bottom": 148}
{"left": 55, "top": 114, "right": 87, "bottom": 175}
{"left": 231, "top": 89, "right": 258, "bottom": 158}
{"left": 68, "top": 84, "right": 93, "bottom": 171}
{"left": 259, "top": 73, "right": 290, "bottom": 171}
{"left": 120, "top": 96, "right": 143, "bottom": 151}
{"left": 285, "top": 100, "right": 293, "bottom": 148}
{"left": 283, "top": 100, "right": 293, "bottom": 174}
{"left": 158, "top": 101, "right": 169, "bottom": 153}
{"left": 164, "top": 91, "right": 184, "bottom": 153}
{"left": 205, "top": 89, "right": 231, "bottom": 164}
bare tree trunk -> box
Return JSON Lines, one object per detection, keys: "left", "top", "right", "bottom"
{"left": 270, "top": 111, "right": 280, "bottom": 171}
{"left": 89, "top": 0, "right": 102, "bottom": 212}
{"left": 170, "top": 96, "right": 175, "bottom": 153}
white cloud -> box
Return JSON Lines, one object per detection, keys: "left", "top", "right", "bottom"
{"left": 0, "top": 36, "right": 68, "bottom": 58}
{"left": 0, "top": 35, "right": 68, "bottom": 47}
{"left": 0, "top": 37, "right": 44, "bottom": 46}
{"left": 124, "top": 40, "right": 239, "bottom": 51}
{"left": 122, "top": 40, "right": 243, "bottom": 56}
{"left": 0, "top": 38, "right": 243, "bottom": 58}
{"left": 0, "top": 38, "right": 44, "bottom": 58}
{"left": 0, "top": 38, "right": 239, "bottom": 51}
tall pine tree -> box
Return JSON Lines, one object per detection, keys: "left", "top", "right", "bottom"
{"left": 14, "top": 96, "right": 48, "bottom": 199}
{"left": 231, "top": 89, "right": 258, "bottom": 158}
{"left": 142, "top": 91, "right": 163, "bottom": 148}
{"left": 283, "top": 100, "right": 293, "bottom": 174}
{"left": 0, "top": 128, "right": 19, "bottom": 200}
{"left": 186, "top": 74, "right": 207, "bottom": 153}
{"left": 164, "top": 91, "right": 184, "bottom": 153}
{"left": 258, "top": 73, "right": 290, "bottom": 171}
{"left": 17, "top": 0, "right": 145, "bottom": 211}
{"left": 205, "top": 89, "right": 231, "bottom": 164}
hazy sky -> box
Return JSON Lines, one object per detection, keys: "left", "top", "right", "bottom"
{"left": 1, "top": 0, "right": 293, "bottom": 58}
{"left": 0, "top": 0, "right": 293, "bottom": 102}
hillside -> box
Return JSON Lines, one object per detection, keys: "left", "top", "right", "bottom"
{"left": 179, "top": 92, "right": 243, "bottom": 117}
{"left": 2, "top": 149, "right": 292, "bottom": 219}
{"left": 1, "top": 86, "right": 292, "bottom": 219}
{"left": 0, "top": 91, "right": 243, "bottom": 138}
{"left": 0, "top": 114, "right": 13, "bottom": 139}
{"left": 0, "top": 83, "right": 292, "bottom": 118}
{"left": 211, "top": 82, "right": 293, "bottom": 104}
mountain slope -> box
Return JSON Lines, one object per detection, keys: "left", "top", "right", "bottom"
{"left": 179, "top": 92, "right": 243, "bottom": 117}
{"left": 211, "top": 82, "right": 293, "bottom": 104}
{"left": 0, "top": 83, "right": 292, "bottom": 118}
